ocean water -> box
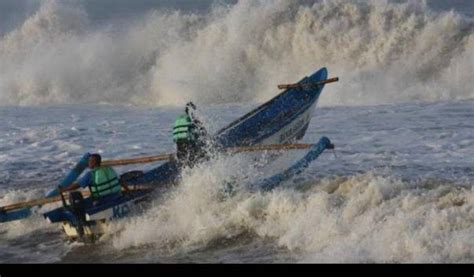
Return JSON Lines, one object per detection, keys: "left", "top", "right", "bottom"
{"left": 0, "top": 0, "right": 473, "bottom": 263}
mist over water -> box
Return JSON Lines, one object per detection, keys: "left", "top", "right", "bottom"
{"left": 0, "top": 0, "right": 472, "bottom": 106}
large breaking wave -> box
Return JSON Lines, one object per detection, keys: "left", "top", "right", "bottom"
{"left": 0, "top": 0, "right": 473, "bottom": 106}
{"left": 110, "top": 162, "right": 474, "bottom": 263}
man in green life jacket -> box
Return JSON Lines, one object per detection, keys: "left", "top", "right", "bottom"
{"left": 172, "top": 102, "right": 209, "bottom": 168}
{"left": 59, "top": 153, "right": 122, "bottom": 200}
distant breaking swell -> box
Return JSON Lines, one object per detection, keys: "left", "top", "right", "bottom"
{"left": 0, "top": 0, "right": 473, "bottom": 106}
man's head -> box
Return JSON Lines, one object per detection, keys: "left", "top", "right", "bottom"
{"left": 88, "top": 153, "right": 102, "bottom": 169}
{"left": 185, "top": 102, "right": 196, "bottom": 115}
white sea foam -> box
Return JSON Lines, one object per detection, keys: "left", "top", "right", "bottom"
{"left": 0, "top": 0, "right": 472, "bottom": 106}
{"left": 0, "top": 188, "right": 58, "bottom": 238}
{"left": 111, "top": 170, "right": 474, "bottom": 263}
{"left": 0, "top": 99, "right": 472, "bottom": 262}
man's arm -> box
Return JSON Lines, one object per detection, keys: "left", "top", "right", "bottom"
{"left": 59, "top": 172, "right": 92, "bottom": 193}
{"left": 193, "top": 119, "right": 208, "bottom": 137}
{"left": 59, "top": 183, "right": 80, "bottom": 193}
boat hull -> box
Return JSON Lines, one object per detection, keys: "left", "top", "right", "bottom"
{"left": 127, "top": 67, "right": 329, "bottom": 188}
{"left": 43, "top": 67, "right": 331, "bottom": 240}
{"left": 44, "top": 190, "right": 150, "bottom": 241}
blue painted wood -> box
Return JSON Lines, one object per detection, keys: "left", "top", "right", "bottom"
{"left": 128, "top": 67, "right": 329, "bottom": 188}
{"left": 256, "top": 136, "right": 332, "bottom": 191}
{"left": 215, "top": 67, "right": 328, "bottom": 147}
{"left": 44, "top": 190, "right": 149, "bottom": 223}
{"left": 46, "top": 153, "right": 90, "bottom": 198}
{"left": 0, "top": 208, "right": 32, "bottom": 223}
{"left": 43, "top": 67, "right": 332, "bottom": 226}
{"left": 0, "top": 153, "right": 90, "bottom": 223}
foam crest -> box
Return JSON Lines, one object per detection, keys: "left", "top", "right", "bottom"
{"left": 110, "top": 165, "right": 473, "bottom": 262}
{"left": 0, "top": 0, "right": 472, "bottom": 106}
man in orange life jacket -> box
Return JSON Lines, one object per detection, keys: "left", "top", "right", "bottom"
{"left": 59, "top": 153, "right": 122, "bottom": 201}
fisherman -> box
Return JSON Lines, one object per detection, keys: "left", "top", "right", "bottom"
{"left": 59, "top": 153, "right": 122, "bottom": 201}
{"left": 172, "top": 102, "right": 209, "bottom": 168}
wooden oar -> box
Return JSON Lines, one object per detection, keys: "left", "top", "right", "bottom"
{"left": 100, "top": 143, "right": 317, "bottom": 167}
{"left": 0, "top": 186, "right": 153, "bottom": 213}
{"left": 0, "top": 143, "right": 334, "bottom": 218}
{"left": 102, "top": 153, "right": 173, "bottom": 167}
{"left": 228, "top": 143, "right": 314, "bottom": 153}
{"left": 278, "top": 77, "right": 339, "bottom": 90}
{"left": 0, "top": 191, "right": 90, "bottom": 212}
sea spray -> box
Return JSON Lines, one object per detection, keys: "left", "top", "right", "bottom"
{"left": 0, "top": 100, "right": 472, "bottom": 262}
{"left": 0, "top": 188, "right": 59, "bottom": 238}
{"left": 111, "top": 171, "right": 474, "bottom": 263}
{"left": 0, "top": 187, "right": 73, "bottom": 263}
{"left": 109, "top": 153, "right": 268, "bottom": 251}
{"left": 0, "top": 0, "right": 472, "bottom": 106}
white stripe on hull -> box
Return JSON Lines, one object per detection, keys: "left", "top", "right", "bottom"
{"left": 85, "top": 200, "right": 134, "bottom": 221}
{"left": 63, "top": 197, "right": 145, "bottom": 240}
{"left": 261, "top": 101, "right": 317, "bottom": 144}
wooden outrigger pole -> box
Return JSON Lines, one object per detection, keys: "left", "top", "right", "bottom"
{"left": 278, "top": 77, "right": 339, "bottom": 90}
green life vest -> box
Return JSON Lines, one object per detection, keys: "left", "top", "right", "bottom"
{"left": 173, "top": 114, "right": 196, "bottom": 142}
{"left": 90, "top": 166, "right": 121, "bottom": 198}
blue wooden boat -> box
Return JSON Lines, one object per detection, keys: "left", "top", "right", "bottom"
{"left": 126, "top": 67, "right": 330, "bottom": 187}
{"left": 40, "top": 67, "right": 333, "bottom": 240}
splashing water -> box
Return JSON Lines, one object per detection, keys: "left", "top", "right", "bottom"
{"left": 0, "top": 0, "right": 473, "bottom": 264}
{"left": 0, "top": 0, "right": 473, "bottom": 106}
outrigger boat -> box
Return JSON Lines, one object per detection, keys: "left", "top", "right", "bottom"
{"left": 124, "top": 67, "right": 336, "bottom": 187}
{"left": 0, "top": 67, "right": 338, "bottom": 241}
